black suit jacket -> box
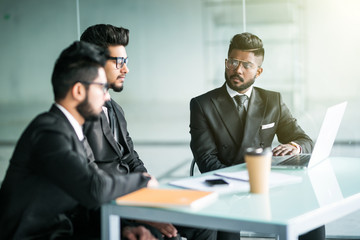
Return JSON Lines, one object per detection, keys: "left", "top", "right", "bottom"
{"left": 190, "top": 84, "right": 313, "bottom": 173}
{"left": 0, "top": 105, "right": 149, "bottom": 240}
{"left": 84, "top": 99, "right": 146, "bottom": 175}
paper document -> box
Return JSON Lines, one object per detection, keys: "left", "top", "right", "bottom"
{"left": 215, "top": 171, "right": 302, "bottom": 187}
{"left": 169, "top": 175, "right": 250, "bottom": 194}
{"left": 169, "top": 171, "right": 302, "bottom": 194}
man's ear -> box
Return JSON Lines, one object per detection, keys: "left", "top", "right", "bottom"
{"left": 71, "top": 82, "right": 86, "bottom": 102}
{"left": 256, "top": 67, "right": 263, "bottom": 78}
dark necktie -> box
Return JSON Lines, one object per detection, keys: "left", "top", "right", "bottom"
{"left": 81, "top": 136, "right": 95, "bottom": 163}
{"left": 105, "top": 101, "right": 116, "bottom": 135}
{"left": 234, "top": 95, "right": 248, "bottom": 128}
{"left": 104, "top": 101, "right": 124, "bottom": 155}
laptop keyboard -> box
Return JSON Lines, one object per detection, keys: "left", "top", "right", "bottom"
{"left": 278, "top": 154, "right": 311, "bottom": 166}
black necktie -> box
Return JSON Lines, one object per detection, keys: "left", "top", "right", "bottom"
{"left": 81, "top": 136, "right": 95, "bottom": 163}
{"left": 104, "top": 101, "right": 123, "bottom": 154}
{"left": 234, "top": 95, "right": 248, "bottom": 128}
{"left": 105, "top": 101, "right": 116, "bottom": 135}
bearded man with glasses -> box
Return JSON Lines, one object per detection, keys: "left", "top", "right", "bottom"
{"left": 189, "top": 32, "right": 325, "bottom": 240}
{"left": 0, "top": 41, "right": 159, "bottom": 240}
{"left": 80, "top": 24, "right": 216, "bottom": 240}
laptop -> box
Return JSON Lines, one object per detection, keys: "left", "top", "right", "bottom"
{"left": 271, "top": 101, "right": 347, "bottom": 169}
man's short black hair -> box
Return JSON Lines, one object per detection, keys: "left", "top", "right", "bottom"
{"left": 51, "top": 41, "right": 108, "bottom": 101}
{"left": 228, "top": 32, "right": 265, "bottom": 63}
{"left": 80, "top": 24, "right": 129, "bottom": 48}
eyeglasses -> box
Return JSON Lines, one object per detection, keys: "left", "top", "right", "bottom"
{"left": 77, "top": 81, "right": 109, "bottom": 94}
{"left": 108, "top": 56, "right": 128, "bottom": 69}
{"left": 225, "top": 58, "right": 258, "bottom": 71}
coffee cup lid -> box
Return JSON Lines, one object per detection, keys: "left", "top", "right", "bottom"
{"left": 245, "top": 147, "right": 272, "bottom": 155}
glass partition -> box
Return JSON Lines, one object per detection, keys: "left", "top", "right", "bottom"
{"left": 0, "top": 0, "right": 360, "bottom": 176}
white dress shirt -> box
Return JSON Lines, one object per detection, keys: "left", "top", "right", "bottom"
{"left": 55, "top": 103, "right": 84, "bottom": 141}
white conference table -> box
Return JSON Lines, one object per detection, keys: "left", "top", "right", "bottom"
{"left": 101, "top": 157, "right": 360, "bottom": 240}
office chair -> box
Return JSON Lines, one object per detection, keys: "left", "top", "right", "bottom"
{"left": 189, "top": 158, "right": 278, "bottom": 240}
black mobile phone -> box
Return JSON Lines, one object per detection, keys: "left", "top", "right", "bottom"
{"left": 205, "top": 178, "right": 229, "bottom": 186}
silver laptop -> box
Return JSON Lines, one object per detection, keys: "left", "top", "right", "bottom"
{"left": 271, "top": 101, "right": 347, "bottom": 169}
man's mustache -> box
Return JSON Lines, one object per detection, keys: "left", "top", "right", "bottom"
{"left": 230, "top": 74, "right": 244, "bottom": 82}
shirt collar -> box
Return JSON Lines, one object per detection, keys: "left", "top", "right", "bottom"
{"left": 226, "top": 83, "right": 253, "bottom": 99}
{"left": 55, "top": 103, "right": 84, "bottom": 141}
{"left": 102, "top": 96, "right": 112, "bottom": 121}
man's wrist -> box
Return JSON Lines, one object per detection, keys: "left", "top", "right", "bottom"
{"left": 289, "top": 141, "right": 301, "bottom": 153}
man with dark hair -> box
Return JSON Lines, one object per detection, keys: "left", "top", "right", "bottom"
{"left": 189, "top": 32, "right": 325, "bottom": 239}
{"left": 81, "top": 24, "right": 216, "bottom": 240}
{"left": 0, "top": 41, "right": 158, "bottom": 240}
{"left": 81, "top": 24, "right": 146, "bottom": 174}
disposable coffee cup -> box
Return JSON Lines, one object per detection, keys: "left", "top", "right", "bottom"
{"left": 245, "top": 147, "right": 272, "bottom": 194}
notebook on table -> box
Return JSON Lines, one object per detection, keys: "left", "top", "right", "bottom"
{"left": 116, "top": 187, "right": 218, "bottom": 210}
{"left": 271, "top": 101, "right": 347, "bottom": 169}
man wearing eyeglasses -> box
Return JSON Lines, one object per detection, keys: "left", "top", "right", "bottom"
{"left": 189, "top": 32, "right": 325, "bottom": 240}
{"left": 81, "top": 24, "right": 216, "bottom": 240}
{"left": 0, "top": 41, "right": 159, "bottom": 240}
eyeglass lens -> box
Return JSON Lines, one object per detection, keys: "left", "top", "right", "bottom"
{"left": 226, "top": 59, "right": 255, "bottom": 70}
{"left": 78, "top": 81, "right": 109, "bottom": 94}
{"left": 116, "top": 57, "right": 128, "bottom": 69}
{"left": 99, "top": 83, "right": 109, "bottom": 93}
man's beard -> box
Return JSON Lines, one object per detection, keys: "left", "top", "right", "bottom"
{"left": 225, "top": 72, "right": 256, "bottom": 92}
{"left": 76, "top": 95, "right": 99, "bottom": 121}
{"left": 110, "top": 82, "right": 124, "bottom": 92}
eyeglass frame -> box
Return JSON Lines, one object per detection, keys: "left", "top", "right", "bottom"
{"left": 77, "top": 81, "right": 109, "bottom": 94}
{"left": 108, "top": 56, "right": 128, "bottom": 69}
{"left": 225, "top": 58, "right": 260, "bottom": 71}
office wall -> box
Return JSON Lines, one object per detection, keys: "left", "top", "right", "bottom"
{"left": 0, "top": 0, "right": 77, "bottom": 104}
{"left": 304, "top": 0, "right": 360, "bottom": 141}
{"left": 80, "top": 0, "right": 205, "bottom": 104}
{"left": 1, "top": 0, "right": 360, "bottom": 147}
{"left": 305, "top": 0, "right": 360, "bottom": 102}
{"left": 0, "top": 0, "right": 204, "bottom": 105}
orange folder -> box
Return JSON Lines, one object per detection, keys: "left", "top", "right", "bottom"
{"left": 116, "top": 188, "right": 218, "bottom": 210}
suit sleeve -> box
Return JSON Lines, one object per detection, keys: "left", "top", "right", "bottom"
{"left": 116, "top": 104, "right": 147, "bottom": 173}
{"left": 123, "top": 132, "right": 147, "bottom": 173}
{"left": 32, "top": 126, "right": 149, "bottom": 209}
{"left": 190, "top": 98, "right": 228, "bottom": 173}
{"left": 275, "top": 95, "right": 314, "bottom": 153}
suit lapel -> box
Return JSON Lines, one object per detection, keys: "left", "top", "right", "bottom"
{"left": 211, "top": 86, "right": 244, "bottom": 145}
{"left": 112, "top": 102, "right": 130, "bottom": 154}
{"left": 50, "top": 104, "right": 87, "bottom": 160}
{"left": 211, "top": 87, "right": 268, "bottom": 149}
{"left": 100, "top": 111, "right": 123, "bottom": 156}
{"left": 242, "top": 88, "right": 266, "bottom": 148}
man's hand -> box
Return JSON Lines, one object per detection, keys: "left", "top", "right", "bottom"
{"left": 272, "top": 143, "right": 300, "bottom": 156}
{"left": 122, "top": 226, "right": 158, "bottom": 240}
{"left": 142, "top": 173, "right": 159, "bottom": 188}
{"left": 139, "top": 221, "right": 178, "bottom": 238}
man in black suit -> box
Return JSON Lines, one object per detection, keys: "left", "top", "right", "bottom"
{"left": 81, "top": 24, "right": 216, "bottom": 240}
{"left": 81, "top": 25, "right": 146, "bottom": 176}
{"left": 0, "top": 41, "right": 158, "bottom": 240}
{"left": 190, "top": 32, "right": 325, "bottom": 240}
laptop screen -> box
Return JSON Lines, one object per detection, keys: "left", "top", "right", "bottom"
{"left": 308, "top": 101, "right": 347, "bottom": 168}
